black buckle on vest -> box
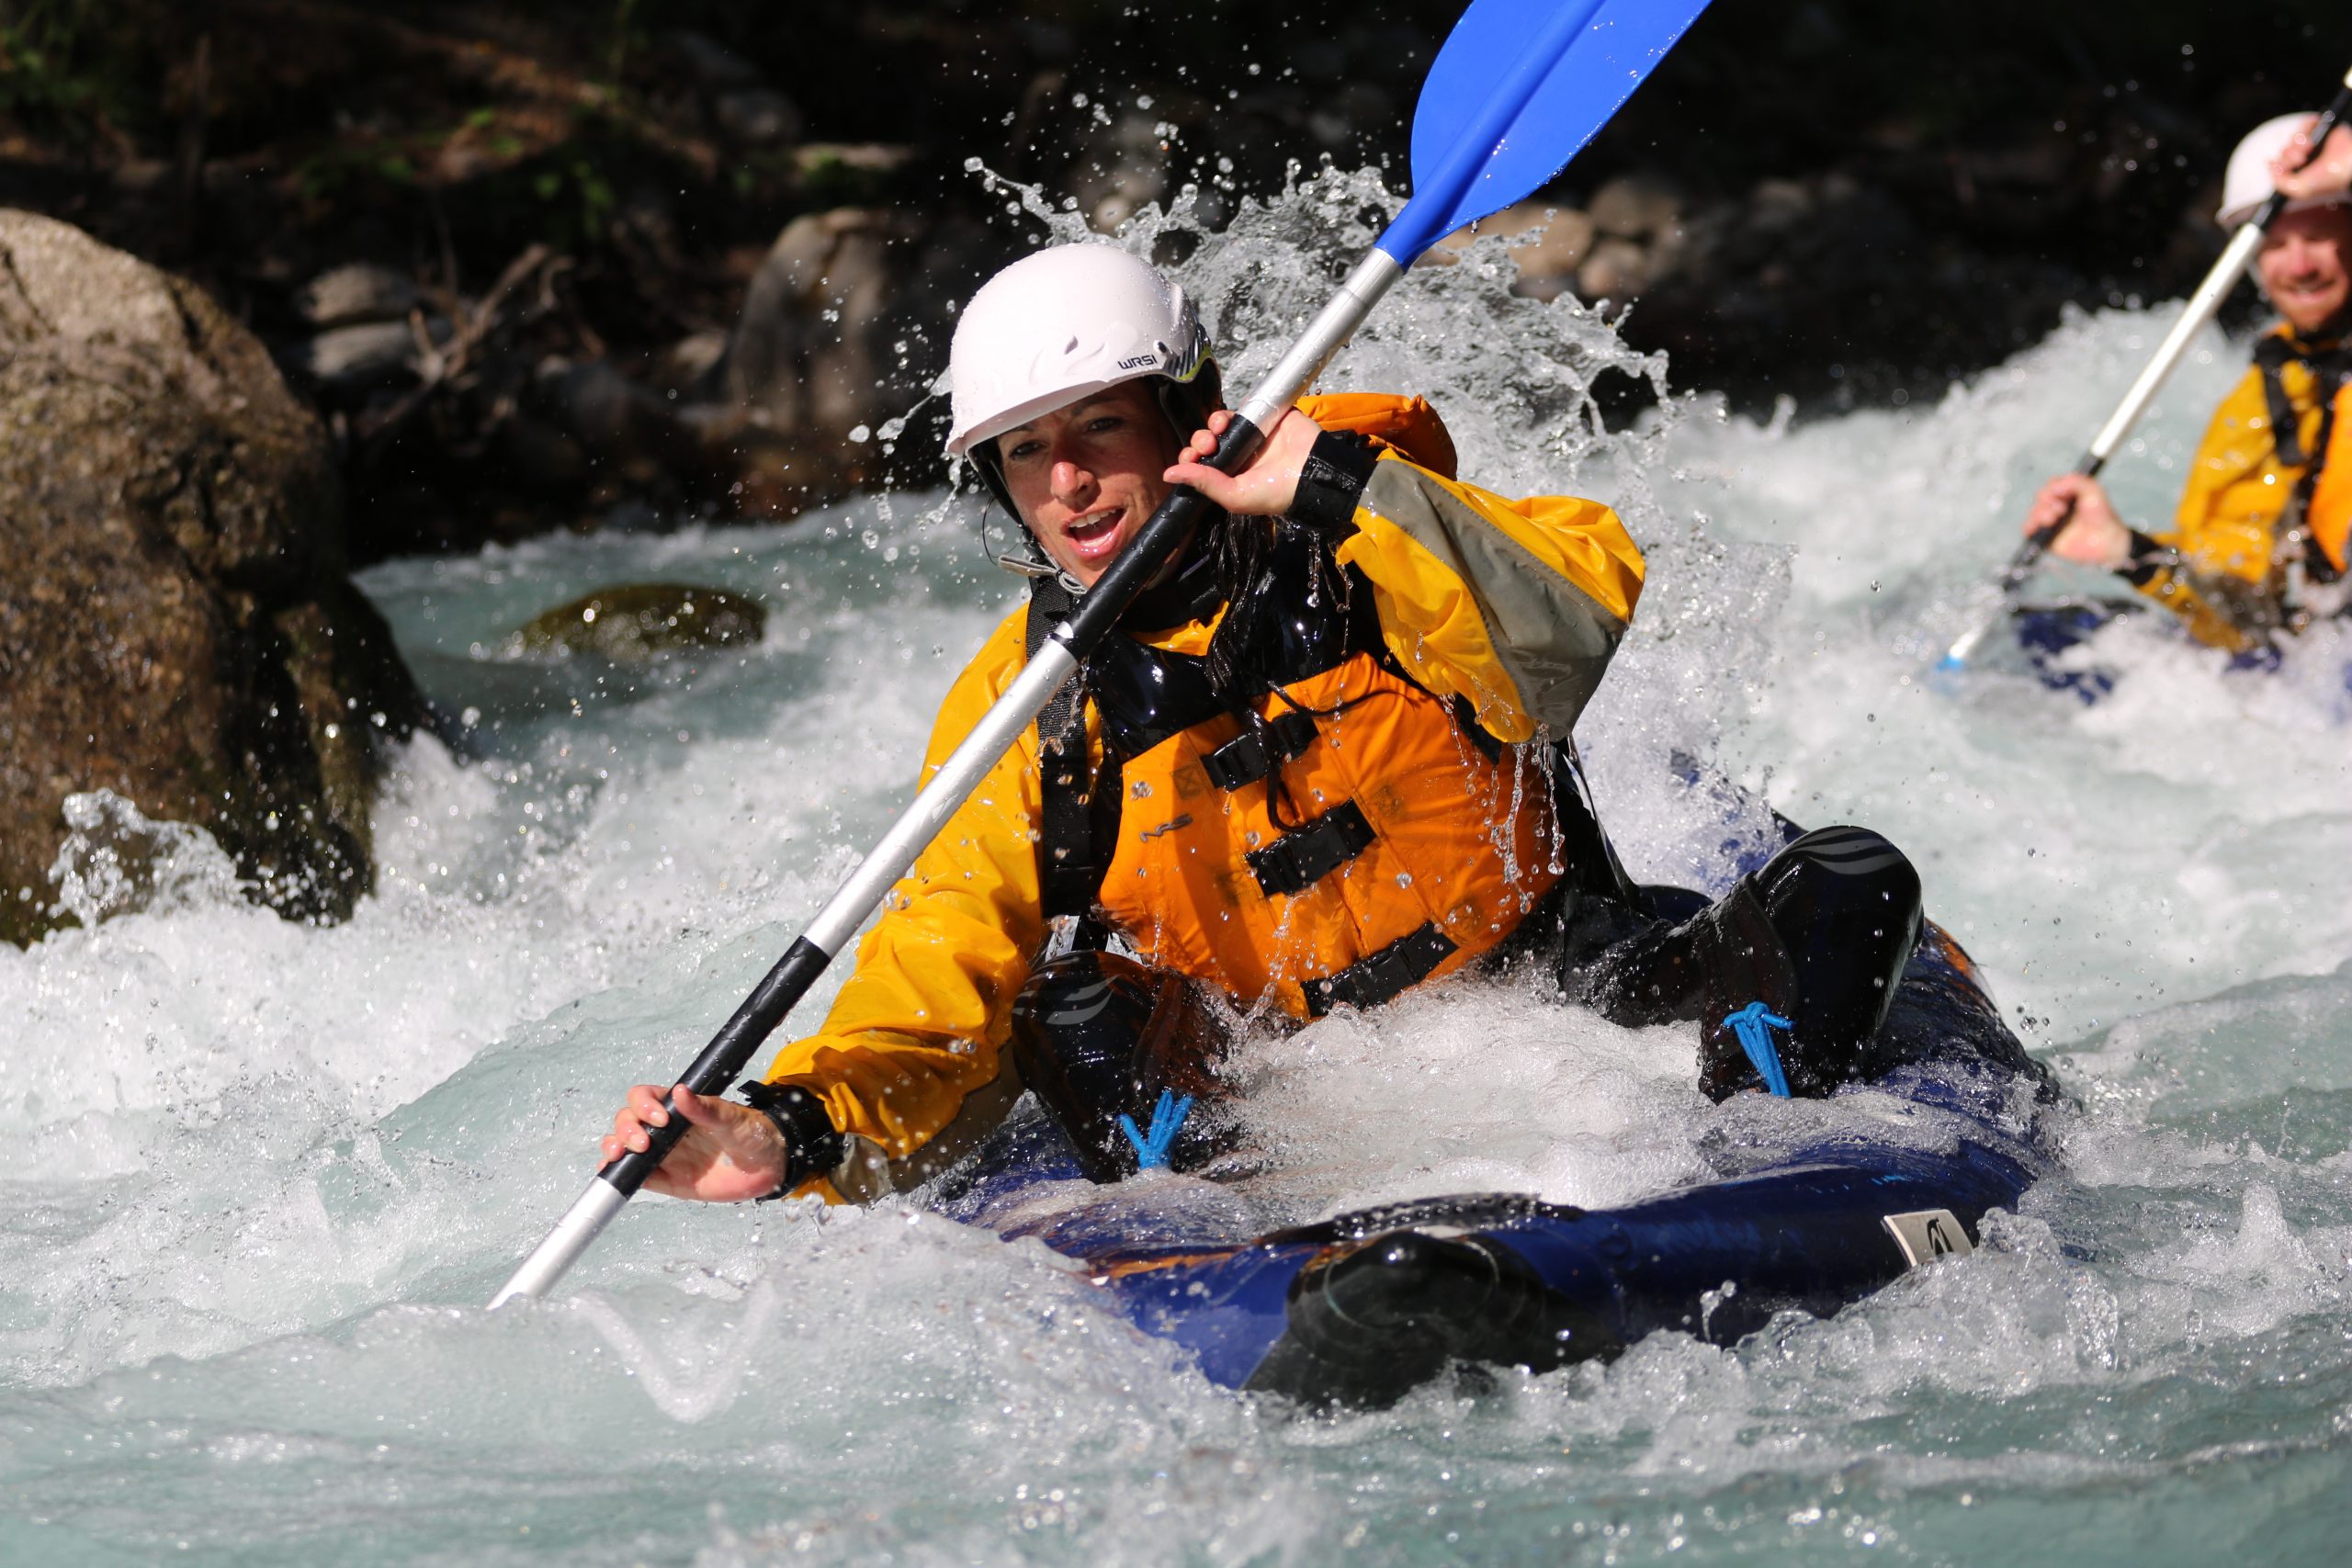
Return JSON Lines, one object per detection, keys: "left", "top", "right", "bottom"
{"left": 1302, "top": 922, "right": 1458, "bottom": 1017}
{"left": 1246, "top": 800, "right": 1375, "bottom": 897}
{"left": 1203, "top": 709, "right": 1319, "bottom": 792}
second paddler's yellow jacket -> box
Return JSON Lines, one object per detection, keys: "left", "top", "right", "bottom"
{"left": 760, "top": 392, "right": 1645, "bottom": 1201}
{"left": 2128, "top": 322, "right": 2352, "bottom": 649}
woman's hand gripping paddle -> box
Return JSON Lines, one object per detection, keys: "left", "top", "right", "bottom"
{"left": 488, "top": 0, "right": 1714, "bottom": 1310}
{"left": 1939, "top": 66, "right": 2352, "bottom": 672}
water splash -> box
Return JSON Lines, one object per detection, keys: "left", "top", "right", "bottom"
{"left": 47, "top": 788, "right": 242, "bottom": 927}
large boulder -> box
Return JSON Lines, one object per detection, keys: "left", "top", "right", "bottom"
{"left": 0, "top": 209, "right": 428, "bottom": 946}
{"left": 720, "top": 206, "right": 906, "bottom": 438}
{"left": 705, "top": 206, "right": 933, "bottom": 515}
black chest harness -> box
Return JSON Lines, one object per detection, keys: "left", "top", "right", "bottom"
{"left": 1022, "top": 520, "right": 1633, "bottom": 1010}
{"left": 2253, "top": 328, "right": 2352, "bottom": 587}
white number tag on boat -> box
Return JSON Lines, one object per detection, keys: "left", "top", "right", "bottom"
{"left": 1881, "top": 1210, "right": 1974, "bottom": 1268}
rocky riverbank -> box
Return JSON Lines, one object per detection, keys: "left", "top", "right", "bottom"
{"left": 5, "top": 0, "right": 2340, "bottom": 567}
{"left": 17, "top": 0, "right": 2340, "bottom": 940}
{"left": 0, "top": 209, "right": 428, "bottom": 945}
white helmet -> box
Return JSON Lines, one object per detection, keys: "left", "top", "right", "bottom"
{"left": 945, "top": 244, "right": 1214, "bottom": 457}
{"left": 2217, "top": 111, "right": 2349, "bottom": 229}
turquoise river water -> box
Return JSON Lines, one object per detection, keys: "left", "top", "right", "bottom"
{"left": 4, "top": 171, "right": 2350, "bottom": 1564}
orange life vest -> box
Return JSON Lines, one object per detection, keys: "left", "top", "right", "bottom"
{"left": 1079, "top": 574, "right": 1570, "bottom": 1021}
{"left": 2306, "top": 379, "right": 2352, "bottom": 573}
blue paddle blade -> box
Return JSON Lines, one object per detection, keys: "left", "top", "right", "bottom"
{"left": 1380, "top": 0, "right": 1713, "bottom": 265}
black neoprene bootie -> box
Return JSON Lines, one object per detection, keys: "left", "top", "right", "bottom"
{"left": 1744, "top": 825, "right": 1922, "bottom": 1095}
{"left": 1576, "top": 827, "right": 1922, "bottom": 1101}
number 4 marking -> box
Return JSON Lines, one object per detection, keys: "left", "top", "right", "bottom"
{"left": 1881, "top": 1209, "right": 1976, "bottom": 1268}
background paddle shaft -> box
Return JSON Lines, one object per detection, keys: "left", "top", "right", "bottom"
{"left": 1944, "top": 67, "right": 2352, "bottom": 665}
{"left": 1995, "top": 219, "right": 2267, "bottom": 592}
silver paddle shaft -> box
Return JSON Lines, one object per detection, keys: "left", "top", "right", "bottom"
{"left": 1939, "top": 214, "right": 2267, "bottom": 669}
{"left": 485, "top": 633, "right": 1080, "bottom": 1310}
{"left": 2081, "top": 220, "right": 2265, "bottom": 470}
{"left": 1237, "top": 252, "right": 1406, "bottom": 433}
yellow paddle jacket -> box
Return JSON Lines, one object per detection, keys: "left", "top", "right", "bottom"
{"left": 759, "top": 392, "right": 1645, "bottom": 1200}
{"left": 2131, "top": 324, "right": 2352, "bottom": 649}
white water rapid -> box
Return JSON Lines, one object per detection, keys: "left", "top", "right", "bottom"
{"left": 3, "top": 172, "right": 2348, "bottom": 1565}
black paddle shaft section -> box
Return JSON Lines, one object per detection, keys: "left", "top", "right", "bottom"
{"left": 593, "top": 415, "right": 1267, "bottom": 1199}
{"left": 2247, "top": 79, "right": 2352, "bottom": 236}
{"left": 598, "top": 935, "right": 831, "bottom": 1196}
{"left": 1053, "top": 415, "right": 1267, "bottom": 658}
{"left": 2002, "top": 448, "right": 2109, "bottom": 590}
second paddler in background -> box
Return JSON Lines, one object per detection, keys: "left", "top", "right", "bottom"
{"left": 2021, "top": 113, "right": 2352, "bottom": 652}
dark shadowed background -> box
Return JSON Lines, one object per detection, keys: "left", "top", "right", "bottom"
{"left": 3, "top": 0, "right": 2345, "bottom": 560}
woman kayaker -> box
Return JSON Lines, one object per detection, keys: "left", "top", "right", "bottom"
{"left": 601, "top": 245, "right": 1973, "bottom": 1203}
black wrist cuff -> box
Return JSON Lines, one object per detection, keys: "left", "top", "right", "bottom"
{"left": 737, "top": 1078, "right": 847, "bottom": 1199}
{"left": 1286, "top": 429, "right": 1379, "bottom": 533}
{"left": 2120, "top": 528, "right": 2176, "bottom": 587}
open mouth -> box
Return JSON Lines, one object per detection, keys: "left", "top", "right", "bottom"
{"left": 1063, "top": 509, "right": 1126, "bottom": 556}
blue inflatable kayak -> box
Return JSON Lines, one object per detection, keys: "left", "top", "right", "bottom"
{"left": 2006, "top": 596, "right": 2352, "bottom": 703}
{"left": 935, "top": 922, "right": 2053, "bottom": 1408}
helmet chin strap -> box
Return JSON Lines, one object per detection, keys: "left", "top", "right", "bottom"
{"left": 967, "top": 446, "right": 1081, "bottom": 591}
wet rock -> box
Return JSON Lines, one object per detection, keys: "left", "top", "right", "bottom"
{"left": 1577, "top": 235, "right": 1651, "bottom": 302}
{"left": 515, "top": 584, "right": 766, "bottom": 661}
{"left": 654, "top": 330, "right": 729, "bottom": 398}
{"left": 47, "top": 789, "right": 241, "bottom": 928}
{"left": 714, "top": 88, "right": 803, "bottom": 146}
{"left": 1588, "top": 174, "right": 1684, "bottom": 241}
{"left": 720, "top": 208, "right": 901, "bottom": 434}
{"left": 1431, "top": 203, "right": 1596, "bottom": 304}
{"left": 0, "top": 209, "right": 427, "bottom": 947}
{"left": 285, "top": 316, "right": 451, "bottom": 390}
{"left": 704, "top": 205, "right": 944, "bottom": 513}
{"left": 294, "top": 263, "right": 419, "bottom": 329}
{"left": 1505, "top": 209, "right": 1596, "bottom": 303}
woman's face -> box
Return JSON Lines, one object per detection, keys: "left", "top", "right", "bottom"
{"left": 2257, "top": 206, "right": 2352, "bottom": 335}
{"left": 996, "top": 381, "right": 1180, "bottom": 588}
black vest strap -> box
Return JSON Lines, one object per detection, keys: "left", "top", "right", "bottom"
{"left": 1246, "top": 800, "right": 1377, "bottom": 897}
{"left": 1026, "top": 581, "right": 1117, "bottom": 924}
{"left": 1301, "top": 922, "right": 1459, "bottom": 1017}
{"left": 2252, "top": 333, "right": 2352, "bottom": 584}
{"left": 1202, "top": 708, "right": 1319, "bottom": 792}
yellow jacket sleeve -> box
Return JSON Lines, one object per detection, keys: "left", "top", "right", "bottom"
{"left": 1335, "top": 454, "right": 1645, "bottom": 742}
{"left": 758, "top": 607, "right": 1043, "bottom": 1196}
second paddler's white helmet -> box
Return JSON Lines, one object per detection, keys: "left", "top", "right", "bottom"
{"left": 2217, "top": 111, "right": 2350, "bottom": 228}
{"left": 945, "top": 243, "right": 1216, "bottom": 458}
